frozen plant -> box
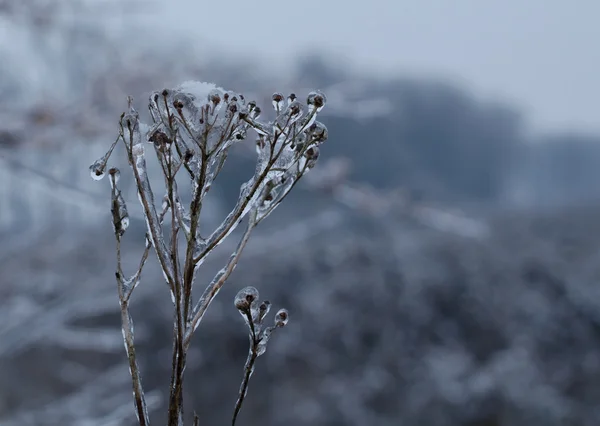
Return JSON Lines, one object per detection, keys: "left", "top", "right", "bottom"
{"left": 90, "top": 82, "right": 328, "bottom": 426}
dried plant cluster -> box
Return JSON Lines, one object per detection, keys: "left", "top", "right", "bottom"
{"left": 89, "top": 82, "right": 328, "bottom": 425}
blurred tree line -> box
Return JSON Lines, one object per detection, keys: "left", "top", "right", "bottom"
{"left": 281, "top": 56, "right": 600, "bottom": 209}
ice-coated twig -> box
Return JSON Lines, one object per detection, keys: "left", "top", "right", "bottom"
{"left": 185, "top": 210, "right": 258, "bottom": 345}
{"left": 121, "top": 107, "right": 176, "bottom": 290}
{"left": 117, "top": 304, "right": 150, "bottom": 426}
{"left": 111, "top": 183, "right": 150, "bottom": 426}
{"left": 109, "top": 163, "right": 167, "bottom": 426}
{"left": 231, "top": 287, "right": 289, "bottom": 426}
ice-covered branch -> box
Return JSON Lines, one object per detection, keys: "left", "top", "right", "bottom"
{"left": 90, "top": 81, "right": 329, "bottom": 425}
{"left": 185, "top": 210, "right": 257, "bottom": 346}
{"left": 231, "top": 286, "right": 289, "bottom": 426}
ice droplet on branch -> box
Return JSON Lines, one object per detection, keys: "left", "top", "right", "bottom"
{"left": 275, "top": 309, "right": 289, "bottom": 327}
{"left": 307, "top": 90, "right": 327, "bottom": 113}
{"left": 89, "top": 160, "right": 106, "bottom": 181}
{"left": 272, "top": 92, "right": 285, "bottom": 113}
{"left": 235, "top": 286, "right": 259, "bottom": 312}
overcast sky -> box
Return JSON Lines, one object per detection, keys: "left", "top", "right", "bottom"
{"left": 157, "top": 0, "right": 599, "bottom": 134}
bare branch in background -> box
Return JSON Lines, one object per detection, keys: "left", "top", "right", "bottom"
{"left": 91, "top": 83, "right": 329, "bottom": 425}
{"left": 305, "top": 157, "right": 489, "bottom": 239}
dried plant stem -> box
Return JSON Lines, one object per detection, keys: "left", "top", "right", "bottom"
{"left": 120, "top": 298, "right": 150, "bottom": 426}
{"left": 92, "top": 85, "right": 328, "bottom": 426}
{"left": 123, "top": 119, "right": 176, "bottom": 291}
{"left": 231, "top": 316, "right": 259, "bottom": 426}
{"left": 114, "top": 194, "right": 169, "bottom": 425}
{"left": 116, "top": 234, "right": 150, "bottom": 426}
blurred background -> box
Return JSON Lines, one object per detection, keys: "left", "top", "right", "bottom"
{"left": 1, "top": 0, "right": 600, "bottom": 425}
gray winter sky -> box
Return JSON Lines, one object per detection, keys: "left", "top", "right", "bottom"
{"left": 158, "top": 0, "right": 600, "bottom": 135}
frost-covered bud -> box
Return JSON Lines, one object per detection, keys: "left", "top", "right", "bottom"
{"left": 173, "top": 99, "right": 184, "bottom": 110}
{"left": 234, "top": 286, "right": 259, "bottom": 312}
{"left": 274, "top": 309, "right": 289, "bottom": 327}
{"left": 228, "top": 101, "right": 239, "bottom": 114}
{"left": 287, "top": 93, "right": 297, "bottom": 105}
{"left": 258, "top": 300, "right": 271, "bottom": 323}
{"left": 304, "top": 146, "right": 320, "bottom": 161}
{"left": 288, "top": 100, "right": 305, "bottom": 122}
{"left": 89, "top": 159, "right": 106, "bottom": 181}
{"left": 149, "top": 129, "right": 171, "bottom": 152}
{"left": 307, "top": 90, "right": 327, "bottom": 113}
{"left": 251, "top": 106, "right": 261, "bottom": 119}
{"left": 308, "top": 121, "right": 328, "bottom": 145}
{"left": 272, "top": 92, "right": 284, "bottom": 112}
{"left": 208, "top": 89, "right": 222, "bottom": 106}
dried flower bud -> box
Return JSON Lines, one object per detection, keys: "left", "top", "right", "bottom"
{"left": 275, "top": 309, "right": 289, "bottom": 327}
{"left": 304, "top": 146, "right": 320, "bottom": 161}
{"left": 287, "top": 93, "right": 297, "bottom": 105}
{"left": 234, "top": 286, "right": 259, "bottom": 311}
{"left": 161, "top": 89, "right": 169, "bottom": 97}
{"left": 308, "top": 121, "right": 328, "bottom": 145}
{"left": 288, "top": 101, "right": 304, "bottom": 120}
{"left": 258, "top": 300, "right": 271, "bottom": 322}
{"left": 149, "top": 129, "right": 172, "bottom": 151}
{"left": 173, "top": 99, "right": 184, "bottom": 109}
{"left": 208, "top": 89, "right": 222, "bottom": 105}
{"left": 272, "top": 92, "right": 284, "bottom": 112}
{"left": 307, "top": 90, "right": 327, "bottom": 112}
{"left": 89, "top": 159, "right": 106, "bottom": 181}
